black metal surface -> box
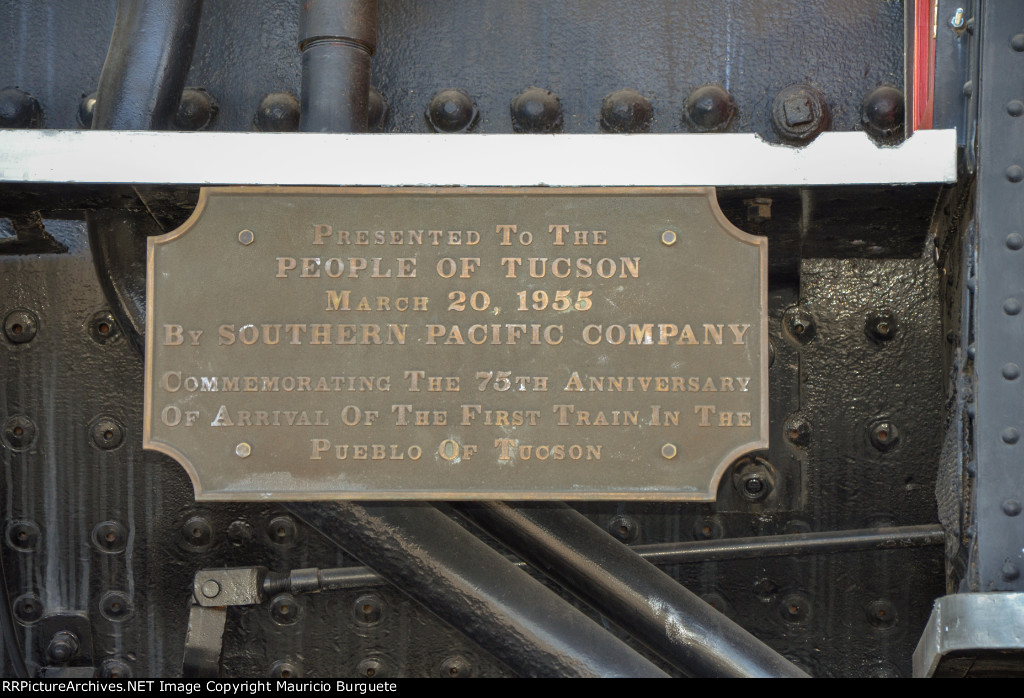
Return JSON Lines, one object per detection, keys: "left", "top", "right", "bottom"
{"left": 0, "top": 0, "right": 965, "bottom": 679}
{"left": 457, "top": 501, "right": 806, "bottom": 678}
{"left": 299, "top": 0, "right": 377, "bottom": 133}
{"left": 968, "top": 2, "right": 1024, "bottom": 591}
{"left": 287, "top": 501, "right": 670, "bottom": 678}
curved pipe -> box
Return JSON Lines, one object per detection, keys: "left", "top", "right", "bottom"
{"left": 92, "top": 0, "right": 205, "bottom": 130}
{"left": 287, "top": 501, "right": 669, "bottom": 678}
{"left": 456, "top": 501, "right": 808, "bottom": 678}
{"left": 88, "top": 0, "right": 205, "bottom": 352}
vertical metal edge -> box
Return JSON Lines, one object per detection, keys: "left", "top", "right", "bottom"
{"left": 142, "top": 187, "right": 215, "bottom": 499}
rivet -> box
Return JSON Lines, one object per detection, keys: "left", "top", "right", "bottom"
{"left": 1007, "top": 233, "right": 1024, "bottom": 250}
{"left": 438, "top": 655, "right": 472, "bottom": 679}
{"left": 99, "top": 590, "right": 133, "bottom": 622}
{"left": 92, "top": 520, "right": 128, "bottom": 554}
{"left": 780, "top": 592, "right": 811, "bottom": 623}
{"left": 1008, "top": 100, "right": 1024, "bottom": 117}
{"left": 510, "top": 86, "right": 562, "bottom": 134}
{"left": 269, "top": 661, "right": 301, "bottom": 680}
{"left": 1004, "top": 363, "right": 1021, "bottom": 380}
{"left": 90, "top": 416, "right": 125, "bottom": 450}
{"left": 5, "top": 520, "right": 40, "bottom": 552}
{"left": 270, "top": 593, "right": 301, "bottom": 625}
{"left": 1008, "top": 165, "right": 1024, "bottom": 182}
{"left": 236, "top": 442, "right": 251, "bottom": 457}
{"left": 1012, "top": 33, "right": 1024, "bottom": 52}
{"left": 865, "top": 599, "right": 896, "bottom": 629}
{"left": 426, "top": 89, "right": 479, "bottom": 133}
{"left": 353, "top": 594, "right": 385, "bottom": 626}
{"left": 661, "top": 230, "right": 677, "bottom": 245}
{"left": 175, "top": 87, "right": 218, "bottom": 131}
{"left": 600, "top": 88, "right": 653, "bottom": 133}
{"left": 963, "top": 81, "right": 974, "bottom": 97}
{"left": 4, "top": 309, "right": 39, "bottom": 344}
{"left": 201, "top": 580, "right": 221, "bottom": 599}
{"left": 1005, "top": 298, "right": 1022, "bottom": 315}
{"left": 12, "top": 593, "right": 43, "bottom": 624}
{"left": 967, "top": 343, "right": 977, "bottom": 359}
{"left": 266, "top": 515, "right": 298, "bottom": 547}
{"left": 861, "top": 86, "right": 905, "bottom": 140}
{"left": 684, "top": 85, "right": 736, "bottom": 132}
{"left": 784, "top": 415, "right": 811, "bottom": 446}
{"left": 607, "top": 514, "right": 639, "bottom": 543}
{"left": 227, "top": 519, "right": 254, "bottom": 545}
{"left": 661, "top": 443, "right": 677, "bottom": 459}
{"left": 0, "top": 87, "right": 41, "bottom": 128}
{"left": 180, "top": 515, "right": 214, "bottom": 550}
{"left": 1002, "top": 427, "right": 1020, "bottom": 444}
{"left": 238, "top": 229, "right": 254, "bottom": 245}
{"left": 1002, "top": 562, "right": 1021, "bottom": 581}
{"left": 869, "top": 421, "right": 900, "bottom": 451}
{"left": 356, "top": 658, "right": 387, "bottom": 679}
{"left": 254, "top": 92, "right": 300, "bottom": 132}
{"left": 3, "top": 415, "right": 36, "bottom": 451}
{"left": 1003, "top": 499, "right": 1022, "bottom": 516}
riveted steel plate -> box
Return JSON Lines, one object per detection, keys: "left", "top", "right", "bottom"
{"left": 144, "top": 187, "right": 767, "bottom": 500}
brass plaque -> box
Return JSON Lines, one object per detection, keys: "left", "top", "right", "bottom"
{"left": 144, "top": 187, "right": 767, "bottom": 500}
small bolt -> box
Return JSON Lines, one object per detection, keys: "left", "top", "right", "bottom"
{"left": 510, "top": 87, "right": 562, "bottom": 134}
{"left": 90, "top": 417, "right": 125, "bottom": 450}
{"left": 181, "top": 515, "right": 213, "bottom": 550}
{"left": 1003, "top": 499, "right": 1022, "bottom": 517}
{"left": 661, "top": 230, "right": 677, "bottom": 246}
{"left": 238, "top": 229, "right": 255, "bottom": 245}
{"left": 866, "top": 312, "right": 898, "bottom": 342}
{"left": 236, "top": 442, "right": 251, "bottom": 458}
{"left": 92, "top": 520, "right": 127, "bottom": 553}
{"left": 746, "top": 197, "right": 772, "bottom": 224}
{"left": 269, "top": 661, "right": 301, "bottom": 679}
{"left": 3, "top": 415, "right": 36, "bottom": 451}
{"left": 266, "top": 515, "right": 298, "bottom": 547}
{"left": 780, "top": 593, "right": 810, "bottom": 623}
{"left": 353, "top": 594, "right": 384, "bottom": 625}
{"left": 784, "top": 415, "right": 811, "bottom": 446}
{"left": 870, "top": 421, "right": 901, "bottom": 451}
{"left": 661, "top": 443, "right": 677, "bottom": 459}
{"left": 771, "top": 85, "right": 830, "bottom": 144}
{"left": 89, "top": 311, "right": 119, "bottom": 343}
{"left": 4, "top": 309, "right": 39, "bottom": 344}
{"left": 46, "top": 631, "right": 80, "bottom": 664}
{"left": 175, "top": 88, "right": 218, "bottom": 131}
{"left": 270, "top": 593, "right": 301, "bottom": 625}
{"left": 201, "top": 580, "right": 221, "bottom": 599}
{"left": 600, "top": 88, "right": 653, "bottom": 133}
{"left": 5, "top": 520, "right": 40, "bottom": 552}
{"left": 607, "top": 514, "right": 639, "bottom": 543}
{"left": 439, "top": 655, "right": 472, "bottom": 679}
{"left": 783, "top": 306, "right": 816, "bottom": 344}
{"left": 425, "top": 89, "right": 479, "bottom": 133}
{"left": 866, "top": 599, "right": 896, "bottom": 628}
{"left": 357, "top": 658, "right": 387, "bottom": 679}
{"left": 684, "top": 84, "right": 736, "bottom": 132}
{"left": 254, "top": 92, "right": 300, "bottom": 132}
{"left": 0, "top": 87, "right": 41, "bottom": 128}
{"left": 100, "top": 590, "right": 133, "bottom": 622}
{"left": 950, "top": 8, "right": 965, "bottom": 29}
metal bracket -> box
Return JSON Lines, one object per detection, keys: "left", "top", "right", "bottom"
{"left": 914, "top": 593, "right": 1024, "bottom": 677}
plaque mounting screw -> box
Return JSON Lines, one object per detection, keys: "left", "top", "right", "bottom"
{"left": 236, "top": 442, "right": 252, "bottom": 457}
{"left": 238, "top": 229, "right": 255, "bottom": 245}
{"left": 661, "top": 443, "right": 677, "bottom": 459}
{"left": 661, "top": 230, "right": 677, "bottom": 246}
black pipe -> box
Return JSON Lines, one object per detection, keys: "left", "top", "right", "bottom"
{"left": 92, "top": 0, "right": 205, "bottom": 130}
{"left": 299, "top": 0, "right": 378, "bottom": 132}
{"left": 87, "top": 0, "right": 205, "bottom": 353}
{"left": 457, "top": 502, "right": 808, "bottom": 678}
{"left": 287, "top": 501, "right": 669, "bottom": 678}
